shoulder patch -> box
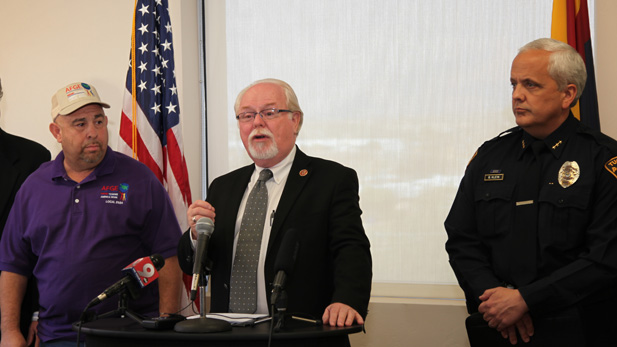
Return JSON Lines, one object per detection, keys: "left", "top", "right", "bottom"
{"left": 605, "top": 156, "right": 617, "bottom": 180}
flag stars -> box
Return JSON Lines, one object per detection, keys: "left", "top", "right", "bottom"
{"left": 138, "top": 61, "right": 148, "bottom": 73}
{"left": 152, "top": 65, "right": 161, "bottom": 76}
{"left": 161, "top": 40, "right": 172, "bottom": 51}
{"left": 165, "top": 22, "right": 172, "bottom": 33}
{"left": 138, "top": 4, "right": 149, "bottom": 16}
{"left": 151, "top": 103, "right": 161, "bottom": 114}
{"left": 166, "top": 102, "right": 177, "bottom": 114}
{"left": 138, "top": 42, "right": 148, "bottom": 54}
{"left": 138, "top": 80, "right": 147, "bottom": 92}
{"left": 170, "top": 85, "right": 177, "bottom": 95}
{"left": 161, "top": 58, "right": 169, "bottom": 68}
{"left": 138, "top": 23, "right": 148, "bottom": 35}
{"left": 151, "top": 84, "right": 161, "bottom": 95}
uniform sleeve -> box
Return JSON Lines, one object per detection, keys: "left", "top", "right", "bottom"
{"left": 444, "top": 152, "right": 503, "bottom": 313}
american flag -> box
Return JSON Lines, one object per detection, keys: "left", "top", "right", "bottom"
{"left": 118, "top": 0, "right": 192, "bottom": 232}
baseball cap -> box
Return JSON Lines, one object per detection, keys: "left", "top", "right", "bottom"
{"left": 51, "top": 82, "right": 110, "bottom": 120}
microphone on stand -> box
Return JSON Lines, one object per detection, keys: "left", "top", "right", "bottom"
{"left": 271, "top": 228, "right": 300, "bottom": 305}
{"left": 175, "top": 217, "right": 232, "bottom": 333}
{"left": 190, "top": 217, "right": 215, "bottom": 301}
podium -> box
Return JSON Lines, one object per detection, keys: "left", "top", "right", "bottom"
{"left": 74, "top": 316, "right": 362, "bottom": 347}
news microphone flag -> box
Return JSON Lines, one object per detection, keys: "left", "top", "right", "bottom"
{"left": 118, "top": 0, "right": 194, "bottom": 308}
{"left": 123, "top": 255, "right": 160, "bottom": 288}
{"left": 551, "top": 0, "right": 600, "bottom": 130}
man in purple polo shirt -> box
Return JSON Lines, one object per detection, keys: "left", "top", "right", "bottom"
{"left": 0, "top": 82, "right": 183, "bottom": 347}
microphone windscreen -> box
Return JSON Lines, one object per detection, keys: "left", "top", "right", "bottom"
{"left": 274, "top": 228, "right": 300, "bottom": 274}
{"left": 150, "top": 254, "right": 165, "bottom": 270}
{"left": 196, "top": 217, "right": 215, "bottom": 237}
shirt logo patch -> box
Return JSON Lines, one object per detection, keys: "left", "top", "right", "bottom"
{"left": 605, "top": 156, "right": 617, "bottom": 180}
{"left": 100, "top": 183, "right": 129, "bottom": 204}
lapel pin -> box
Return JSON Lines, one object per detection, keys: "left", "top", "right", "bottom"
{"left": 299, "top": 169, "right": 308, "bottom": 177}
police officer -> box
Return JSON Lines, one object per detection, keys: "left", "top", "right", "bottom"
{"left": 445, "top": 38, "right": 617, "bottom": 346}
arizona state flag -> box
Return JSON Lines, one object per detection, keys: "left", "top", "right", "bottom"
{"left": 551, "top": 0, "right": 600, "bottom": 130}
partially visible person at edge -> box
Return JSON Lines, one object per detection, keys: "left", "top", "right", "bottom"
{"left": 0, "top": 78, "right": 51, "bottom": 346}
{"left": 177, "top": 79, "right": 372, "bottom": 346}
{"left": 0, "top": 81, "right": 183, "bottom": 347}
{"left": 446, "top": 38, "right": 617, "bottom": 346}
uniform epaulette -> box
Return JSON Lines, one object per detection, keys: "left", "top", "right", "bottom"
{"left": 497, "top": 126, "right": 522, "bottom": 138}
{"left": 467, "top": 126, "right": 521, "bottom": 167}
{"left": 578, "top": 126, "right": 617, "bottom": 155}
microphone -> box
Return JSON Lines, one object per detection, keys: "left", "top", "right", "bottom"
{"left": 271, "top": 228, "right": 300, "bottom": 305}
{"left": 190, "top": 217, "right": 215, "bottom": 301}
{"left": 86, "top": 254, "right": 165, "bottom": 309}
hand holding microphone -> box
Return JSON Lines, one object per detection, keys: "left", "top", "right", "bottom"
{"left": 188, "top": 200, "right": 216, "bottom": 239}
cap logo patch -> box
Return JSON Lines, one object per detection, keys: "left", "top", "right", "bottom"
{"left": 65, "top": 83, "right": 94, "bottom": 102}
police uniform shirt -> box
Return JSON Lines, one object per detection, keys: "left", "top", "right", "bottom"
{"left": 445, "top": 113, "right": 617, "bottom": 315}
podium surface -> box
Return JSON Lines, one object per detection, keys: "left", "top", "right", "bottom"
{"left": 75, "top": 317, "right": 362, "bottom": 347}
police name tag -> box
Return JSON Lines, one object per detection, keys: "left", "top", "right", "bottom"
{"left": 484, "top": 174, "right": 504, "bottom": 181}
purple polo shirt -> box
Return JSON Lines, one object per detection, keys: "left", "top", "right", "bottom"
{"left": 0, "top": 148, "right": 182, "bottom": 342}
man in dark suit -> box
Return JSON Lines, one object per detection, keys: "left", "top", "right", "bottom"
{"left": 178, "top": 79, "right": 372, "bottom": 331}
{"left": 0, "top": 78, "right": 51, "bottom": 345}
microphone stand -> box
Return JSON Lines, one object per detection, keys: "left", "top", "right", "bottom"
{"left": 174, "top": 269, "right": 232, "bottom": 333}
{"left": 272, "top": 288, "right": 321, "bottom": 333}
{"left": 92, "top": 288, "right": 145, "bottom": 325}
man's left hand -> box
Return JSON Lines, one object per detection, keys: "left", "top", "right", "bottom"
{"left": 322, "top": 302, "right": 364, "bottom": 327}
{"left": 478, "top": 287, "right": 528, "bottom": 331}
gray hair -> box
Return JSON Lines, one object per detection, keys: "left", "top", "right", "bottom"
{"left": 234, "top": 78, "right": 304, "bottom": 134}
{"left": 519, "top": 38, "right": 587, "bottom": 108}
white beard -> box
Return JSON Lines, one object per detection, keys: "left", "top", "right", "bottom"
{"left": 248, "top": 128, "right": 278, "bottom": 160}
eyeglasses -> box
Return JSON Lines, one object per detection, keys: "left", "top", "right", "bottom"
{"left": 236, "top": 108, "right": 293, "bottom": 123}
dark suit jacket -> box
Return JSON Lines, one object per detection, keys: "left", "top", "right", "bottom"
{"left": 178, "top": 147, "right": 372, "bottom": 319}
{"left": 0, "top": 127, "right": 50, "bottom": 339}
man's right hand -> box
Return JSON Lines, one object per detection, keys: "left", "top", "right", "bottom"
{"left": 187, "top": 200, "right": 216, "bottom": 239}
{"left": 499, "top": 312, "right": 534, "bottom": 345}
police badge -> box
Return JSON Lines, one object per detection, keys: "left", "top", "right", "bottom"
{"left": 558, "top": 161, "right": 580, "bottom": 188}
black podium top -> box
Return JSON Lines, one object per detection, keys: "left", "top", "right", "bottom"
{"left": 74, "top": 317, "right": 362, "bottom": 347}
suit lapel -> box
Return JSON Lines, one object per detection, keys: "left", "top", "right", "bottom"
{"left": 267, "top": 148, "right": 312, "bottom": 254}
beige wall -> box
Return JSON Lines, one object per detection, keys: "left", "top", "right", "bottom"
{"left": 0, "top": 0, "right": 204, "bottom": 201}
{"left": 595, "top": 1, "right": 617, "bottom": 138}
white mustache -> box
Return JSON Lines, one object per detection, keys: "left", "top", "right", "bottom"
{"left": 249, "top": 129, "right": 274, "bottom": 141}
